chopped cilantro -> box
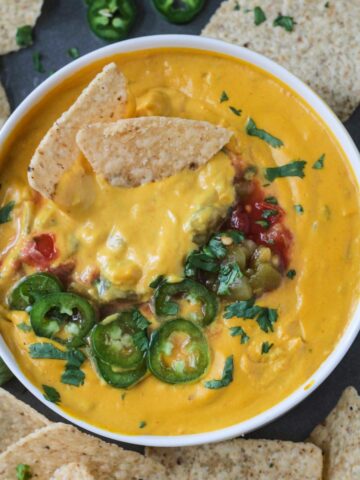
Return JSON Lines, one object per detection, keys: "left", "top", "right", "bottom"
{"left": 234, "top": 2, "right": 240, "bottom": 10}
{"left": 149, "top": 275, "right": 166, "bottom": 289}
{"left": 246, "top": 118, "right": 283, "bottom": 148}
{"left": 264, "top": 196, "right": 278, "bottom": 205}
{"left": 229, "top": 106, "right": 242, "bottom": 116}
{"left": 67, "top": 47, "right": 80, "bottom": 59}
{"left": 42, "top": 384, "right": 61, "bottom": 404}
{"left": 204, "top": 355, "right": 234, "bottom": 389}
{"left": 229, "top": 326, "right": 249, "bottom": 344}
{"left": 208, "top": 236, "right": 228, "bottom": 259}
{"left": 132, "top": 309, "right": 151, "bottom": 330}
{"left": 294, "top": 204, "right": 304, "bottom": 214}
{"left": 32, "top": 52, "right": 45, "bottom": 73}
{"left": 265, "top": 160, "right": 306, "bottom": 182}
{"left": 262, "top": 209, "right": 278, "bottom": 219}
{"left": 224, "top": 299, "right": 278, "bottom": 333}
{"left": 17, "top": 322, "right": 32, "bottom": 332}
{"left": 255, "top": 219, "right": 270, "bottom": 229}
{"left": 185, "top": 250, "right": 219, "bottom": 276}
{"left": 0, "top": 357, "right": 13, "bottom": 386}
{"left": 254, "top": 6, "right": 266, "bottom": 25}
{"left": 16, "top": 464, "right": 32, "bottom": 480}
{"left": 286, "top": 269, "right": 296, "bottom": 279}
{"left": 61, "top": 367, "right": 85, "bottom": 387}
{"left": 273, "top": 14, "right": 295, "bottom": 32}
{"left": 16, "top": 26, "right": 33, "bottom": 47}
{"left": 261, "top": 341, "right": 274, "bottom": 354}
{"left": 325, "top": 1, "right": 330, "bottom": 7}
{"left": 0, "top": 201, "right": 15, "bottom": 224}
{"left": 139, "top": 420, "right": 147, "bottom": 428}
{"left": 29, "top": 343, "right": 68, "bottom": 360}
{"left": 220, "top": 91, "right": 229, "bottom": 102}
{"left": 133, "top": 331, "right": 149, "bottom": 353}
{"left": 217, "top": 261, "right": 242, "bottom": 295}
{"left": 312, "top": 153, "right": 325, "bottom": 169}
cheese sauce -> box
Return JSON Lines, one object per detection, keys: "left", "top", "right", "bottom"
{"left": 0, "top": 49, "right": 359, "bottom": 436}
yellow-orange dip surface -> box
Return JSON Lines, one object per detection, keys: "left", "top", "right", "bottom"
{"left": 0, "top": 49, "right": 360, "bottom": 436}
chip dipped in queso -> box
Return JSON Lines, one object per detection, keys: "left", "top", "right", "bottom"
{"left": 0, "top": 48, "right": 359, "bottom": 437}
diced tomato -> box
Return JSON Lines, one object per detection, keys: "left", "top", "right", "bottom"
{"left": 229, "top": 206, "right": 250, "bottom": 234}
{"left": 21, "top": 233, "right": 58, "bottom": 268}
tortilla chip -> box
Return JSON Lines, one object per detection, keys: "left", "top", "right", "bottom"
{"left": 28, "top": 63, "right": 128, "bottom": 198}
{"left": 202, "top": 0, "right": 360, "bottom": 121}
{"left": 0, "top": 423, "right": 166, "bottom": 479}
{"left": 0, "top": 0, "right": 43, "bottom": 54}
{"left": 76, "top": 117, "right": 232, "bottom": 187}
{"left": 0, "top": 388, "right": 50, "bottom": 454}
{"left": 309, "top": 386, "right": 360, "bottom": 479}
{"left": 50, "top": 462, "right": 95, "bottom": 480}
{"left": 146, "top": 439, "right": 322, "bottom": 479}
{"left": 0, "top": 83, "right": 10, "bottom": 130}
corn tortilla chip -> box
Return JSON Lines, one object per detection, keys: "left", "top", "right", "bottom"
{"left": 202, "top": 0, "right": 360, "bottom": 121}
{"left": 0, "top": 388, "right": 50, "bottom": 454}
{"left": 28, "top": 63, "right": 128, "bottom": 198}
{"left": 76, "top": 117, "right": 233, "bottom": 187}
{"left": 0, "top": 423, "right": 166, "bottom": 479}
{"left": 50, "top": 462, "right": 95, "bottom": 480}
{"left": 0, "top": 0, "right": 43, "bottom": 54}
{"left": 0, "top": 83, "right": 10, "bottom": 130}
{"left": 309, "top": 386, "right": 360, "bottom": 479}
{"left": 146, "top": 438, "right": 323, "bottom": 479}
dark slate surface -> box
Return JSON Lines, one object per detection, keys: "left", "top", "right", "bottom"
{"left": 1, "top": 0, "right": 360, "bottom": 451}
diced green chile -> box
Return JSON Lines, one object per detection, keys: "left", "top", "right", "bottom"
{"left": 152, "top": 0, "right": 206, "bottom": 24}
{"left": 90, "top": 312, "right": 146, "bottom": 369}
{"left": 30, "top": 293, "right": 96, "bottom": 347}
{"left": 154, "top": 279, "right": 218, "bottom": 327}
{"left": 148, "top": 319, "right": 210, "bottom": 384}
{"left": 95, "top": 357, "right": 147, "bottom": 389}
{"left": 87, "top": 0, "right": 137, "bottom": 41}
{"left": 8, "top": 273, "right": 62, "bottom": 311}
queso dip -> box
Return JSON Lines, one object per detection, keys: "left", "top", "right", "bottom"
{"left": 0, "top": 49, "right": 360, "bottom": 436}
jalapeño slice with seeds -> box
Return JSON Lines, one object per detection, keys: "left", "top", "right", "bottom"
{"left": 152, "top": 0, "right": 206, "bottom": 24}
{"left": 90, "top": 312, "right": 147, "bottom": 369}
{"left": 8, "top": 273, "right": 63, "bottom": 311}
{"left": 30, "top": 292, "right": 96, "bottom": 347}
{"left": 154, "top": 279, "right": 218, "bottom": 327}
{"left": 148, "top": 319, "right": 210, "bottom": 384}
{"left": 87, "top": 0, "right": 137, "bottom": 41}
{"left": 95, "top": 356, "right": 147, "bottom": 389}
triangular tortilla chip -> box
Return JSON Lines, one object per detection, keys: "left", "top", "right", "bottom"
{"left": 0, "top": 388, "right": 50, "bottom": 454}
{"left": 76, "top": 117, "right": 232, "bottom": 187}
{"left": 146, "top": 438, "right": 322, "bottom": 479}
{"left": 0, "top": 83, "right": 10, "bottom": 129}
{"left": 28, "top": 63, "right": 128, "bottom": 198}
{"left": 309, "top": 386, "right": 360, "bottom": 479}
{"left": 50, "top": 462, "right": 94, "bottom": 480}
{"left": 0, "top": 423, "right": 165, "bottom": 479}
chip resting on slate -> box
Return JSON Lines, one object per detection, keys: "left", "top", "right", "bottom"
{"left": 202, "top": 0, "right": 360, "bottom": 121}
{"left": 0, "top": 84, "right": 10, "bottom": 129}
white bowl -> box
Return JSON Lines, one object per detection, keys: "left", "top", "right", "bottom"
{"left": 1, "top": 35, "right": 360, "bottom": 447}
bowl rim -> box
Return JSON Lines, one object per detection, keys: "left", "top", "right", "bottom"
{"left": 1, "top": 34, "right": 360, "bottom": 447}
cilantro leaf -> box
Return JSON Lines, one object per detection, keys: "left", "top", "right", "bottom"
{"left": 229, "top": 106, "right": 242, "bottom": 116}
{"left": 133, "top": 331, "right": 149, "bottom": 353}
{"left": 312, "top": 154, "right": 325, "bottom": 170}
{"left": 246, "top": 118, "right": 283, "bottom": 148}
{"left": 273, "top": 14, "right": 295, "bottom": 32}
{"left": 42, "top": 384, "right": 61, "bottom": 404}
{"left": 265, "top": 160, "right": 306, "bottom": 182}
{"left": 255, "top": 219, "right": 270, "bottom": 229}
{"left": 0, "top": 201, "right": 15, "bottom": 224}
{"left": 261, "top": 341, "right": 274, "bottom": 354}
{"left": 29, "top": 343, "right": 68, "bottom": 360}
{"left": 286, "top": 269, "right": 296, "bottom": 279}
{"left": 16, "top": 26, "right": 33, "bottom": 47}
{"left": 264, "top": 196, "right": 278, "bottom": 205}
{"left": 224, "top": 299, "right": 278, "bottom": 333}
{"left": 262, "top": 209, "right": 278, "bottom": 219}
{"left": 204, "top": 355, "right": 234, "bottom": 389}
{"left": 66, "top": 349, "right": 85, "bottom": 368}
{"left": 16, "top": 464, "right": 32, "bottom": 480}
{"left": 220, "top": 91, "right": 229, "bottom": 102}
{"left": 132, "top": 309, "right": 151, "bottom": 330}
{"left": 139, "top": 420, "right": 147, "bottom": 428}
{"left": 149, "top": 275, "right": 166, "bottom": 289}
{"left": 217, "top": 261, "right": 242, "bottom": 296}
{"left": 229, "top": 326, "right": 250, "bottom": 344}
{"left": 234, "top": 2, "right": 240, "bottom": 10}
{"left": 32, "top": 52, "right": 45, "bottom": 73}
{"left": 207, "top": 235, "right": 228, "bottom": 259}
{"left": 185, "top": 250, "right": 219, "bottom": 275}
{"left": 0, "top": 357, "right": 13, "bottom": 386}
{"left": 61, "top": 366, "right": 85, "bottom": 387}
{"left": 67, "top": 47, "right": 80, "bottom": 59}
{"left": 254, "top": 6, "right": 266, "bottom": 25}
{"left": 294, "top": 204, "right": 304, "bottom": 214}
